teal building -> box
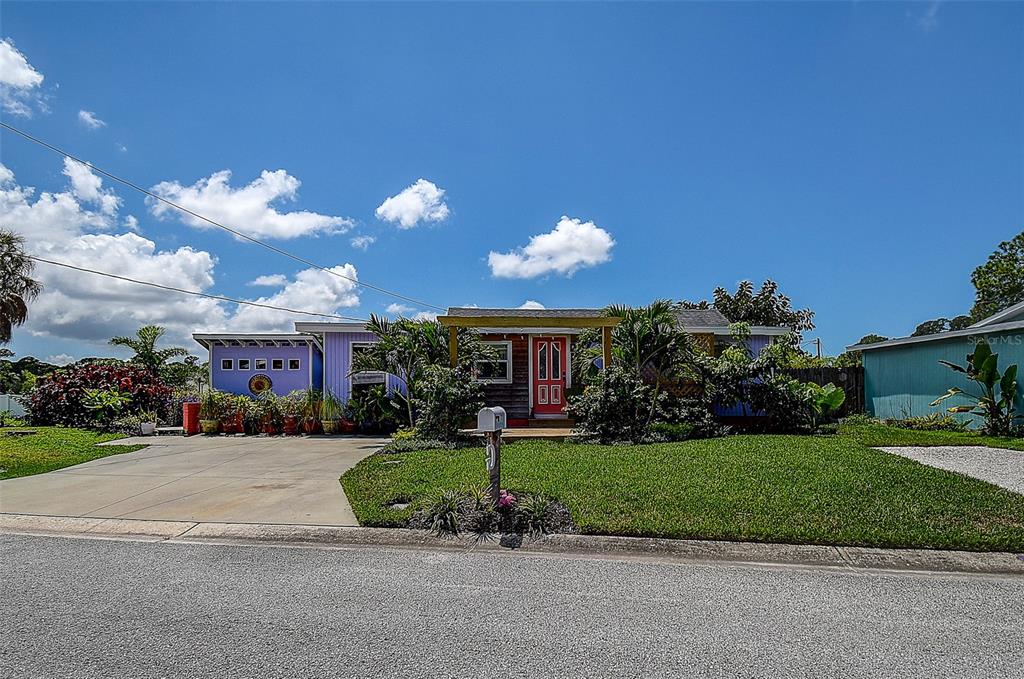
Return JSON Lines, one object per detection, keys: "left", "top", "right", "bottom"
{"left": 849, "top": 301, "right": 1024, "bottom": 427}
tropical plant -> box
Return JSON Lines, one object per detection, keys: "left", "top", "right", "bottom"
{"left": 81, "top": 388, "right": 132, "bottom": 428}
{"left": 514, "top": 493, "right": 554, "bottom": 537}
{"left": 679, "top": 279, "right": 815, "bottom": 334}
{"left": 566, "top": 364, "right": 657, "bottom": 443}
{"left": 411, "top": 365, "right": 484, "bottom": 441}
{"left": 349, "top": 314, "right": 493, "bottom": 426}
{"left": 970, "top": 230, "right": 1023, "bottom": 321}
{"left": 320, "top": 390, "right": 344, "bottom": 421}
{"left": 427, "top": 489, "right": 462, "bottom": 537}
{"left": 888, "top": 413, "right": 968, "bottom": 432}
{"left": 0, "top": 230, "right": 42, "bottom": 343}
{"left": 931, "top": 340, "right": 1019, "bottom": 436}
{"left": 346, "top": 385, "right": 402, "bottom": 433}
{"left": 198, "top": 389, "right": 223, "bottom": 421}
{"left": 803, "top": 382, "right": 846, "bottom": 428}
{"left": 26, "top": 363, "right": 171, "bottom": 427}
{"left": 109, "top": 325, "right": 190, "bottom": 373}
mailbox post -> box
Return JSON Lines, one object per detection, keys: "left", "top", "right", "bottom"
{"left": 477, "top": 407, "right": 506, "bottom": 506}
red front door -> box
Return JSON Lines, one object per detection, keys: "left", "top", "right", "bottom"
{"left": 533, "top": 337, "right": 567, "bottom": 416}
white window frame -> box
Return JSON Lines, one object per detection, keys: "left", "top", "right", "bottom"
{"left": 271, "top": 358, "right": 284, "bottom": 371}
{"left": 237, "top": 358, "right": 251, "bottom": 371}
{"left": 287, "top": 358, "right": 301, "bottom": 371}
{"left": 220, "top": 358, "right": 234, "bottom": 371}
{"left": 254, "top": 358, "right": 267, "bottom": 371}
{"left": 350, "top": 341, "right": 386, "bottom": 386}
{"left": 474, "top": 340, "right": 513, "bottom": 384}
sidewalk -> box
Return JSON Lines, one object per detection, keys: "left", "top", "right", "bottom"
{"left": 3, "top": 513, "right": 1022, "bottom": 576}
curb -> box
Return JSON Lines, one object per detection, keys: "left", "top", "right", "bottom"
{"left": 2, "top": 512, "right": 1022, "bottom": 576}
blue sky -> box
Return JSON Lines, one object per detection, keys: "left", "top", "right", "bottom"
{"left": 1, "top": 1, "right": 1021, "bottom": 363}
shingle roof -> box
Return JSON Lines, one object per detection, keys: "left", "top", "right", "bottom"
{"left": 446, "top": 307, "right": 607, "bottom": 319}
{"left": 674, "top": 308, "right": 730, "bottom": 328}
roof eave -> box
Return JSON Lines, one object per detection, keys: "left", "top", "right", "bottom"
{"left": 847, "top": 320, "right": 1024, "bottom": 352}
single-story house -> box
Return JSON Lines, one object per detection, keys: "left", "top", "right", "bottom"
{"left": 847, "top": 300, "right": 1024, "bottom": 425}
{"left": 194, "top": 306, "right": 789, "bottom": 424}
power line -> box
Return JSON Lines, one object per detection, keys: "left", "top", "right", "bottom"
{"left": 1, "top": 121, "right": 447, "bottom": 312}
{"left": 28, "top": 255, "right": 369, "bottom": 322}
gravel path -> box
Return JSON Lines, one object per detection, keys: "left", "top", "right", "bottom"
{"left": 880, "top": 446, "right": 1024, "bottom": 494}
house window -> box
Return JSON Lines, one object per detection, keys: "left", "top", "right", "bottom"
{"left": 220, "top": 359, "right": 233, "bottom": 371}
{"left": 238, "top": 359, "right": 251, "bottom": 371}
{"left": 351, "top": 342, "right": 385, "bottom": 385}
{"left": 255, "top": 359, "right": 267, "bottom": 370}
{"left": 288, "top": 358, "right": 301, "bottom": 371}
{"left": 474, "top": 341, "right": 512, "bottom": 384}
{"left": 271, "top": 359, "right": 284, "bottom": 371}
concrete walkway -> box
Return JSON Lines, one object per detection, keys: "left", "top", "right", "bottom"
{"left": 0, "top": 436, "right": 386, "bottom": 525}
{"left": 880, "top": 446, "right": 1024, "bottom": 495}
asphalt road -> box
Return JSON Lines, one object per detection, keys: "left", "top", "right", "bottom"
{"left": 1, "top": 534, "right": 1022, "bottom": 679}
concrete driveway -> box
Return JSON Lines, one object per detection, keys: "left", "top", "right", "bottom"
{"left": 880, "top": 446, "right": 1024, "bottom": 495}
{"left": 0, "top": 436, "right": 386, "bottom": 525}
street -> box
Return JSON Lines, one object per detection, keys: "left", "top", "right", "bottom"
{"left": 1, "top": 534, "right": 1022, "bottom": 678}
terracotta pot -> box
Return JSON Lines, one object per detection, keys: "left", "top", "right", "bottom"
{"left": 302, "top": 418, "right": 321, "bottom": 435}
{"left": 199, "top": 419, "right": 220, "bottom": 435}
{"left": 261, "top": 417, "right": 279, "bottom": 435}
{"left": 283, "top": 415, "right": 299, "bottom": 435}
{"left": 339, "top": 419, "right": 355, "bottom": 434}
{"left": 221, "top": 412, "right": 243, "bottom": 434}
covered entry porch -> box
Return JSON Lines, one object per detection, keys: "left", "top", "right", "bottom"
{"left": 438, "top": 308, "right": 620, "bottom": 428}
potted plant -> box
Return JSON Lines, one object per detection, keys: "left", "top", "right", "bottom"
{"left": 256, "top": 393, "right": 282, "bottom": 435}
{"left": 281, "top": 391, "right": 302, "bottom": 435}
{"left": 300, "top": 387, "right": 322, "bottom": 434}
{"left": 138, "top": 410, "right": 158, "bottom": 436}
{"left": 219, "top": 394, "right": 245, "bottom": 434}
{"left": 198, "top": 390, "right": 222, "bottom": 435}
{"left": 320, "top": 391, "right": 344, "bottom": 434}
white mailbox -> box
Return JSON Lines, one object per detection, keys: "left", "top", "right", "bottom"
{"left": 476, "top": 406, "right": 507, "bottom": 432}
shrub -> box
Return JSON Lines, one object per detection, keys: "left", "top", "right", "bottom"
{"left": 566, "top": 365, "right": 654, "bottom": 443}
{"left": 411, "top": 365, "right": 484, "bottom": 441}
{"left": 348, "top": 385, "right": 403, "bottom": 434}
{"left": 748, "top": 374, "right": 815, "bottom": 433}
{"left": 888, "top": 413, "right": 969, "bottom": 432}
{"left": 649, "top": 422, "right": 696, "bottom": 442}
{"left": 26, "top": 363, "right": 171, "bottom": 427}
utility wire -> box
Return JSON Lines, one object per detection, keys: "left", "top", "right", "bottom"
{"left": 29, "top": 255, "right": 369, "bottom": 322}
{"left": 1, "top": 121, "right": 447, "bottom": 312}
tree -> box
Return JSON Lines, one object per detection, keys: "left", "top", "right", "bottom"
{"left": 680, "top": 280, "right": 815, "bottom": 333}
{"left": 857, "top": 334, "right": 888, "bottom": 345}
{"left": 0, "top": 230, "right": 42, "bottom": 344}
{"left": 911, "top": 315, "right": 975, "bottom": 337}
{"left": 109, "top": 325, "right": 189, "bottom": 373}
{"left": 349, "top": 315, "right": 492, "bottom": 427}
{"left": 970, "top": 231, "right": 1024, "bottom": 321}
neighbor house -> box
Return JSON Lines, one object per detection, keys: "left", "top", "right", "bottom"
{"left": 848, "top": 301, "right": 1024, "bottom": 425}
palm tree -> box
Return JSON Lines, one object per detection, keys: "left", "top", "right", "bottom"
{"left": 573, "top": 300, "right": 689, "bottom": 383}
{"left": 109, "top": 325, "right": 190, "bottom": 373}
{"left": 350, "top": 315, "right": 492, "bottom": 426}
{"left": 0, "top": 230, "right": 42, "bottom": 344}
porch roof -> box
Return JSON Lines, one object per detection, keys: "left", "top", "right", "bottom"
{"left": 192, "top": 333, "right": 323, "bottom": 351}
{"left": 439, "top": 307, "right": 621, "bottom": 328}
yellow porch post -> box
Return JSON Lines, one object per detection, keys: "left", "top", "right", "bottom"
{"left": 602, "top": 326, "right": 613, "bottom": 368}
{"left": 449, "top": 326, "right": 459, "bottom": 368}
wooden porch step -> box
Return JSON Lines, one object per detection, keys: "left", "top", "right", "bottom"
{"left": 528, "top": 418, "right": 574, "bottom": 428}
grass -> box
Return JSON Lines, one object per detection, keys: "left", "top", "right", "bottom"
{"left": 0, "top": 427, "right": 145, "bottom": 480}
{"left": 839, "top": 422, "right": 1024, "bottom": 451}
{"left": 342, "top": 435, "right": 1024, "bottom": 551}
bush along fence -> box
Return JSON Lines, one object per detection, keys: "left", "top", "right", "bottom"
{"left": 781, "top": 367, "right": 864, "bottom": 416}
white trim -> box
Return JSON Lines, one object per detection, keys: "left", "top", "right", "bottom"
{"left": 308, "top": 344, "right": 313, "bottom": 390}
{"left": 528, "top": 335, "right": 533, "bottom": 411}
{"left": 220, "top": 358, "right": 234, "bottom": 371}
{"left": 237, "top": 358, "right": 252, "bottom": 371}
{"left": 847, "top": 320, "right": 1024, "bottom": 352}
{"left": 271, "top": 358, "right": 284, "bottom": 371}
{"left": 287, "top": 358, "right": 301, "bottom": 371}
{"left": 193, "top": 333, "right": 323, "bottom": 352}
{"left": 254, "top": 358, "right": 268, "bottom": 371}
{"left": 969, "top": 300, "right": 1024, "bottom": 328}
{"left": 474, "top": 340, "right": 513, "bottom": 384}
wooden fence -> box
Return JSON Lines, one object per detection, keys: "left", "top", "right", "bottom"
{"left": 781, "top": 367, "right": 864, "bottom": 415}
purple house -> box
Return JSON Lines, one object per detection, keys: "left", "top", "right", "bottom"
{"left": 293, "top": 322, "right": 406, "bottom": 402}
{"left": 193, "top": 334, "right": 323, "bottom": 397}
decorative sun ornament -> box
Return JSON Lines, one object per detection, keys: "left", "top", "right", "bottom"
{"left": 248, "top": 374, "right": 273, "bottom": 395}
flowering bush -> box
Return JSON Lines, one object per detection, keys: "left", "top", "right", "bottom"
{"left": 497, "top": 489, "right": 517, "bottom": 509}
{"left": 26, "top": 363, "right": 171, "bottom": 428}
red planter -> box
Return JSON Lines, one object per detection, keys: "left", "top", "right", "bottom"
{"left": 283, "top": 416, "right": 299, "bottom": 435}
{"left": 222, "top": 412, "right": 244, "bottom": 434}
{"left": 183, "top": 402, "right": 200, "bottom": 436}
{"left": 302, "top": 418, "right": 321, "bottom": 435}
{"left": 339, "top": 419, "right": 355, "bottom": 434}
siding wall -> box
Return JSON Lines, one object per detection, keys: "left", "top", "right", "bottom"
{"left": 479, "top": 334, "right": 531, "bottom": 420}
{"left": 863, "top": 330, "right": 1024, "bottom": 426}
{"left": 209, "top": 344, "right": 316, "bottom": 396}
{"left": 322, "top": 331, "right": 406, "bottom": 403}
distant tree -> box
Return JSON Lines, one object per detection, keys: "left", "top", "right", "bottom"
{"left": 0, "top": 230, "right": 42, "bottom": 344}
{"left": 912, "top": 318, "right": 950, "bottom": 337}
{"left": 949, "top": 315, "right": 973, "bottom": 331}
{"left": 680, "top": 280, "right": 814, "bottom": 333}
{"left": 970, "top": 231, "right": 1024, "bottom": 321}
{"left": 856, "top": 334, "right": 888, "bottom": 345}
{"left": 109, "top": 325, "right": 189, "bottom": 373}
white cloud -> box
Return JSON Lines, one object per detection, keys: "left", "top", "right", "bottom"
{"left": 0, "top": 160, "right": 361, "bottom": 346}
{"left": 375, "top": 179, "right": 449, "bottom": 229}
{"left": 413, "top": 311, "right": 438, "bottom": 322}
{"left": 488, "top": 216, "right": 615, "bottom": 279}
{"left": 62, "top": 158, "right": 120, "bottom": 215}
{"left": 148, "top": 169, "right": 352, "bottom": 240}
{"left": 386, "top": 303, "right": 414, "bottom": 315}
{"left": 116, "top": 143, "right": 128, "bottom": 153}
{"left": 518, "top": 300, "right": 545, "bottom": 310}
{"left": 123, "top": 215, "right": 140, "bottom": 232}
{"left": 78, "top": 110, "right": 106, "bottom": 129}
{"left": 0, "top": 39, "right": 45, "bottom": 117}
{"left": 914, "top": 1, "right": 941, "bottom": 32}
{"left": 350, "top": 234, "right": 376, "bottom": 251}
{"left": 248, "top": 274, "right": 288, "bottom": 287}
{"left": 229, "top": 265, "right": 360, "bottom": 333}
{"left": 44, "top": 353, "right": 75, "bottom": 366}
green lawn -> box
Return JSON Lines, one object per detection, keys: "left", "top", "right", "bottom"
{"left": 0, "top": 427, "right": 145, "bottom": 480}
{"left": 342, "top": 435, "right": 1024, "bottom": 551}
{"left": 839, "top": 422, "right": 1024, "bottom": 451}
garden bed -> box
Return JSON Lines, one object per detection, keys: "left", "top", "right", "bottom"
{"left": 341, "top": 435, "right": 1024, "bottom": 551}
{"left": 0, "top": 427, "right": 145, "bottom": 480}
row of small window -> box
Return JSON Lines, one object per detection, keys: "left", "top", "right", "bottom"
{"left": 220, "top": 358, "right": 301, "bottom": 372}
